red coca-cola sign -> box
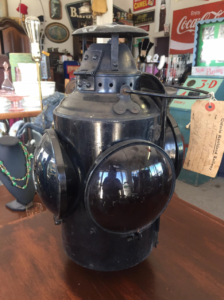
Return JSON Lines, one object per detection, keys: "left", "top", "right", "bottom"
{"left": 170, "top": 2, "right": 224, "bottom": 54}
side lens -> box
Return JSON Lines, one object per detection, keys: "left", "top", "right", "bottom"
{"left": 85, "top": 141, "right": 175, "bottom": 234}
{"left": 34, "top": 129, "right": 80, "bottom": 219}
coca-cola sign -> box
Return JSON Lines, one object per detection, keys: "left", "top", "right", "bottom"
{"left": 170, "top": 2, "right": 224, "bottom": 54}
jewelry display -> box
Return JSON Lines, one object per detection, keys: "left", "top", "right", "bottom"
{"left": 0, "top": 141, "right": 33, "bottom": 189}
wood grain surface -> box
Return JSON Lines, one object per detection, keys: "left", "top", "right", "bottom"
{"left": 0, "top": 185, "right": 46, "bottom": 226}
{"left": 0, "top": 109, "right": 41, "bottom": 120}
{"left": 0, "top": 187, "right": 224, "bottom": 300}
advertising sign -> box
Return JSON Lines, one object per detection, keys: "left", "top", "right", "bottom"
{"left": 192, "top": 66, "right": 224, "bottom": 76}
{"left": 133, "top": 10, "right": 155, "bottom": 25}
{"left": 139, "top": 25, "right": 150, "bottom": 31}
{"left": 65, "top": 1, "right": 92, "bottom": 30}
{"left": 170, "top": 2, "right": 224, "bottom": 54}
{"left": 133, "top": 0, "right": 156, "bottom": 12}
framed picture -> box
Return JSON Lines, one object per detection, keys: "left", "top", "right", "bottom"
{"left": 133, "top": 10, "right": 155, "bottom": 26}
{"left": 63, "top": 61, "right": 80, "bottom": 79}
{"left": 49, "top": 0, "right": 62, "bottom": 20}
{"left": 193, "top": 17, "right": 224, "bottom": 67}
{"left": 45, "top": 23, "right": 70, "bottom": 43}
{"left": 65, "top": 1, "right": 93, "bottom": 30}
{"left": 0, "top": 0, "right": 8, "bottom": 17}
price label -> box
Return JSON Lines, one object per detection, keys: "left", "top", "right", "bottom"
{"left": 184, "top": 100, "right": 224, "bottom": 178}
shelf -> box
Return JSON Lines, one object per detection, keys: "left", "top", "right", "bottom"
{"left": 0, "top": 107, "right": 41, "bottom": 120}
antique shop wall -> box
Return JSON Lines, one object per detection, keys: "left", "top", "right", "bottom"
{"left": 130, "top": 0, "right": 224, "bottom": 57}
{"left": 113, "top": 0, "right": 133, "bottom": 12}
{"left": 7, "top": 0, "right": 132, "bottom": 56}
{"left": 7, "top": 0, "right": 90, "bottom": 55}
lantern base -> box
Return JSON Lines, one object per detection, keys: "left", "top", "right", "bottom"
{"left": 61, "top": 205, "right": 158, "bottom": 272}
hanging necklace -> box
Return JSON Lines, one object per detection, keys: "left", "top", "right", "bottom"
{"left": 0, "top": 141, "right": 34, "bottom": 189}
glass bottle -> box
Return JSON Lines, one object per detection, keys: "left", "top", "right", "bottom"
{"left": 1, "top": 62, "right": 14, "bottom": 91}
{"left": 159, "top": 0, "right": 166, "bottom": 32}
{"left": 15, "top": 67, "right": 22, "bottom": 82}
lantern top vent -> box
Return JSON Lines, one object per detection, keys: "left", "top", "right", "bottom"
{"left": 72, "top": 23, "right": 148, "bottom": 38}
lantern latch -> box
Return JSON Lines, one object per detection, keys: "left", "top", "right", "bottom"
{"left": 113, "top": 85, "right": 140, "bottom": 115}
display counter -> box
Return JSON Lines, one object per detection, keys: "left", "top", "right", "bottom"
{"left": 0, "top": 185, "right": 223, "bottom": 300}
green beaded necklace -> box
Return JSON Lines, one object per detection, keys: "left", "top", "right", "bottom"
{"left": 0, "top": 141, "right": 34, "bottom": 189}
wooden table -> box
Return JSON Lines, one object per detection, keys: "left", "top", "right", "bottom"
{"left": 0, "top": 185, "right": 46, "bottom": 226}
{"left": 0, "top": 185, "right": 224, "bottom": 300}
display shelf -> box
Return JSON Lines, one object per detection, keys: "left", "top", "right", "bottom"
{"left": 0, "top": 187, "right": 223, "bottom": 299}
{"left": 0, "top": 106, "right": 41, "bottom": 120}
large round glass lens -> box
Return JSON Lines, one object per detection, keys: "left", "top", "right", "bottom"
{"left": 85, "top": 141, "right": 175, "bottom": 234}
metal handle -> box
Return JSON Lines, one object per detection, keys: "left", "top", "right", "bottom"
{"left": 123, "top": 83, "right": 211, "bottom": 151}
{"left": 125, "top": 84, "right": 211, "bottom": 100}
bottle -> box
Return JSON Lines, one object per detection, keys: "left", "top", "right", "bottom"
{"left": 159, "top": 0, "right": 166, "bottom": 32}
{"left": 15, "top": 67, "right": 22, "bottom": 82}
{"left": 128, "top": 9, "right": 133, "bottom": 20}
{"left": 1, "top": 62, "right": 14, "bottom": 91}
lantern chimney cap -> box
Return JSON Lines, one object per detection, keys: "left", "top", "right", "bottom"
{"left": 72, "top": 23, "right": 148, "bottom": 38}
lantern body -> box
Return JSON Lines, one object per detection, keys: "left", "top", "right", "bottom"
{"left": 34, "top": 24, "right": 183, "bottom": 271}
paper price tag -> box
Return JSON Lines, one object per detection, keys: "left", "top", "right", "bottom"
{"left": 183, "top": 100, "right": 224, "bottom": 178}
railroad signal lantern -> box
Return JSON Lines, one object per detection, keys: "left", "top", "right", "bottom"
{"left": 33, "top": 23, "right": 209, "bottom": 271}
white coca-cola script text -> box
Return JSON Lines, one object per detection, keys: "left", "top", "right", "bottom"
{"left": 177, "top": 10, "right": 224, "bottom": 35}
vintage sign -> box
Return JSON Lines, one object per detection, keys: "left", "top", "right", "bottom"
{"left": 65, "top": 1, "right": 92, "bottom": 31}
{"left": 139, "top": 24, "right": 150, "bottom": 31}
{"left": 192, "top": 66, "right": 224, "bottom": 76}
{"left": 170, "top": 2, "right": 224, "bottom": 54}
{"left": 133, "top": 0, "right": 156, "bottom": 12}
{"left": 133, "top": 10, "right": 155, "bottom": 25}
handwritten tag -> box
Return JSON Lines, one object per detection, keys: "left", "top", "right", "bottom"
{"left": 183, "top": 100, "right": 224, "bottom": 178}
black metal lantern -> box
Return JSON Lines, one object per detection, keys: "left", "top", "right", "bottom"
{"left": 34, "top": 24, "right": 210, "bottom": 271}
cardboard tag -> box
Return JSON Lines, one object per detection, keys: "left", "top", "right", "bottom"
{"left": 183, "top": 100, "right": 224, "bottom": 178}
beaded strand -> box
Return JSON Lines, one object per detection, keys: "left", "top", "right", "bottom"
{"left": 0, "top": 141, "right": 34, "bottom": 189}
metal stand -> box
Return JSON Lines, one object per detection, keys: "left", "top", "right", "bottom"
{"left": 5, "top": 200, "right": 33, "bottom": 212}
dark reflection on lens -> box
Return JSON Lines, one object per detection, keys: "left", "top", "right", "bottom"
{"left": 87, "top": 144, "right": 175, "bottom": 233}
{"left": 103, "top": 166, "right": 124, "bottom": 206}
